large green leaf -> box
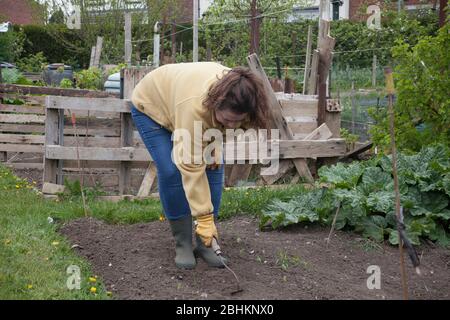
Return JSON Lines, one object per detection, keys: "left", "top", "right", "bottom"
{"left": 318, "top": 162, "right": 365, "bottom": 188}
{"left": 361, "top": 167, "right": 392, "bottom": 194}
{"left": 359, "top": 215, "right": 387, "bottom": 242}
{"left": 387, "top": 228, "right": 421, "bottom": 246}
{"left": 429, "top": 224, "right": 450, "bottom": 247}
{"left": 367, "top": 191, "right": 395, "bottom": 214}
{"left": 442, "top": 173, "right": 450, "bottom": 197}
{"left": 409, "top": 191, "right": 448, "bottom": 216}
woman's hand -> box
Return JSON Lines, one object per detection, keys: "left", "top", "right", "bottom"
{"left": 195, "top": 214, "right": 218, "bottom": 247}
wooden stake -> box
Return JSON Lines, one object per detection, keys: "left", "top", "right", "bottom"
{"left": 385, "top": 66, "right": 408, "bottom": 300}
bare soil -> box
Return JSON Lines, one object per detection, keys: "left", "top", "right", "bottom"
{"left": 59, "top": 215, "right": 450, "bottom": 300}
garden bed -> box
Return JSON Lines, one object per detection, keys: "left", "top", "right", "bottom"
{"left": 59, "top": 215, "right": 450, "bottom": 300}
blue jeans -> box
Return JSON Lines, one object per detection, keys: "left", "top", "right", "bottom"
{"left": 131, "top": 105, "right": 224, "bottom": 221}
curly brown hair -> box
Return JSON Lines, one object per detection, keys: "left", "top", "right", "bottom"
{"left": 203, "top": 67, "right": 271, "bottom": 131}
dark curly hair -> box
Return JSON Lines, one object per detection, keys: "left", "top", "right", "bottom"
{"left": 203, "top": 67, "right": 271, "bottom": 131}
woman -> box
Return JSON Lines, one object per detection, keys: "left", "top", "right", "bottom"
{"left": 131, "top": 62, "right": 270, "bottom": 269}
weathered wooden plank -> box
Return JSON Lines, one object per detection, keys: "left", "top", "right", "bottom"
{"left": 0, "top": 94, "right": 46, "bottom": 105}
{"left": 137, "top": 163, "right": 157, "bottom": 197}
{"left": 42, "top": 182, "right": 66, "bottom": 194}
{"left": 0, "top": 134, "right": 44, "bottom": 144}
{"left": 307, "top": 50, "right": 319, "bottom": 94}
{"left": 0, "top": 143, "right": 43, "bottom": 153}
{"left": 279, "top": 99, "right": 318, "bottom": 118}
{"left": 317, "top": 19, "right": 336, "bottom": 126}
{"left": 45, "top": 140, "right": 346, "bottom": 162}
{"left": 119, "top": 112, "right": 134, "bottom": 194}
{"left": 93, "top": 36, "right": 103, "bottom": 68}
{"left": 274, "top": 93, "right": 318, "bottom": 100}
{"left": 226, "top": 164, "right": 253, "bottom": 187}
{"left": 123, "top": 67, "right": 154, "bottom": 99}
{"left": 45, "top": 145, "right": 151, "bottom": 161}
{"left": 0, "top": 104, "right": 45, "bottom": 114}
{"left": 0, "top": 103, "right": 120, "bottom": 119}
{"left": 303, "top": 25, "right": 313, "bottom": 95}
{"left": 4, "top": 162, "right": 43, "bottom": 169}
{"left": 287, "top": 122, "right": 318, "bottom": 135}
{"left": 46, "top": 96, "right": 128, "bottom": 113}
{"left": 62, "top": 160, "right": 150, "bottom": 169}
{"left": 43, "top": 103, "right": 59, "bottom": 184}
{"left": 0, "top": 114, "right": 45, "bottom": 124}
{"left": 0, "top": 84, "right": 119, "bottom": 98}
{"left": 124, "top": 13, "right": 132, "bottom": 67}
{"left": 0, "top": 123, "right": 120, "bottom": 136}
{"left": 277, "top": 139, "right": 346, "bottom": 159}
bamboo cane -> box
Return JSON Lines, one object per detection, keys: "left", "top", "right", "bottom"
{"left": 385, "top": 66, "right": 408, "bottom": 300}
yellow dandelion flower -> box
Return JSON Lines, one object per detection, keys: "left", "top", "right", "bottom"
{"left": 89, "top": 277, "right": 97, "bottom": 283}
{"left": 90, "top": 287, "right": 97, "bottom": 294}
{"left": 159, "top": 214, "right": 165, "bottom": 221}
{"left": 27, "top": 284, "right": 33, "bottom": 289}
{"left": 106, "top": 291, "right": 113, "bottom": 296}
{"left": 15, "top": 185, "right": 20, "bottom": 189}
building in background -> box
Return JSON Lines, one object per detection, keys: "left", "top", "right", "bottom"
{"left": 0, "top": 0, "right": 45, "bottom": 25}
{"left": 290, "top": 0, "right": 437, "bottom": 21}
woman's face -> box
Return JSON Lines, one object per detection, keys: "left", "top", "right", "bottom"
{"left": 215, "top": 108, "right": 248, "bottom": 129}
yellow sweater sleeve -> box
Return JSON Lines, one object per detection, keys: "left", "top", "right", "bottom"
{"left": 172, "top": 99, "right": 214, "bottom": 217}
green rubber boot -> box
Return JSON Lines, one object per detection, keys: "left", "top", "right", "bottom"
{"left": 168, "top": 216, "right": 196, "bottom": 269}
{"left": 193, "top": 234, "right": 228, "bottom": 268}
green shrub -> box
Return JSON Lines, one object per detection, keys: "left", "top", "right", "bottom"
{"left": 1, "top": 68, "right": 22, "bottom": 84}
{"left": 59, "top": 78, "right": 73, "bottom": 88}
{"left": 369, "top": 24, "right": 450, "bottom": 152}
{"left": 74, "top": 67, "right": 103, "bottom": 90}
{"left": 16, "top": 52, "right": 48, "bottom": 72}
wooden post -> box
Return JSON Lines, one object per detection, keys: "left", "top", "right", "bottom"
{"left": 57, "top": 109, "right": 65, "bottom": 185}
{"left": 303, "top": 25, "right": 313, "bottom": 94}
{"left": 43, "top": 97, "right": 60, "bottom": 184}
{"left": 385, "top": 66, "right": 409, "bottom": 300}
{"left": 93, "top": 36, "right": 103, "bottom": 68}
{"left": 307, "top": 50, "right": 319, "bottom": 94}
{"left": 372, "top": 55, "right": 377, "bottom": 87}
{"left": 171, "top": 22, "right": 177, "bottom": 62}
{"left": 124, "top": 13, "right": 132, "bottom": 67}
{"left": 119, "top": 107, "right": 133, "bottom": 195}
{"left": 226, "top": 164, "right": 253, "bottom": 187}
{"left": 89, "top": 46, "right": 96, "bottom": 68}
{"left": 193, "top": 0, "right": 199, "bottom": 62}
{"left": 137, "top": 163, "right": 157, "bottom": 197}
{"left": 351, "top": 81, "right": 356, "bottom": 134}
{"left": 291, "top": 32, "right": 297, "bottom": 67}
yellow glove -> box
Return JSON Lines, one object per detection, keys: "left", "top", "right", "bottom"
{"left": 195, "top": 214, "right": 218, "bottom": 247}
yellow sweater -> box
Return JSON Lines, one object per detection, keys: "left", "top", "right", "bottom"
{"left": 131, "top": 62, "right": 231, "bottom": 217}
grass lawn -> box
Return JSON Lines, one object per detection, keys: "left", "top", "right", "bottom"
{"left": 0, "top": 163, "right": 306, "bottom": 299}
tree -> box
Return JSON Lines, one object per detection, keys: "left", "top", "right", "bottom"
{"left": 49, "top": 8, "right": 65, "bottom": 24}
{"left": 369, "top": 24, "right": 450, "bottom": 152}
